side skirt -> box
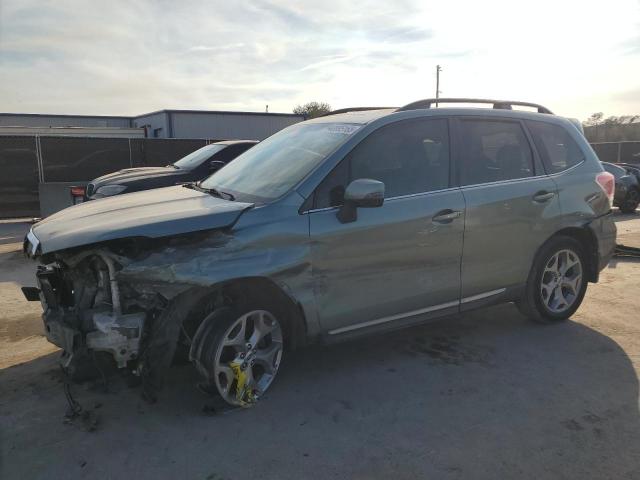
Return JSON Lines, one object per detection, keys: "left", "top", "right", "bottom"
{"left": 322, "top": 285, "right": 525, "bottom": 344}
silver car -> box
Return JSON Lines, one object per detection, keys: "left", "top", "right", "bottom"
{"left": 24, "top": 98, "right": 617, "bottom": 406}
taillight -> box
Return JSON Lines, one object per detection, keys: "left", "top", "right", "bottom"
{"left": 70, "top": 186, "right": 86, "bottom": 197}
{"left": 595, "top": 171, "right": 615, "bottom": 207}
{"left": 70, "top": 185, "right": 86, "bottom": 205}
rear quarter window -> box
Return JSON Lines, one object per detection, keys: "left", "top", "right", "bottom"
{"left": 526, "top": 120, "right": 585, "bottom": 174}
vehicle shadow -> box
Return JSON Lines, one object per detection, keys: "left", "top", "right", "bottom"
{"left": 2, "top": 303, "right": 639, "bottom": 479}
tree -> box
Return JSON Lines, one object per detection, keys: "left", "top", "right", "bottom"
{"left": 584, "top": 112, "right": 640, "bottom": 127}
{"left": 603, "top": 115, "right": 640, "bottom": 125}
{"left": 293, "top": 101, "right": 332, "bottom": 119}
{"left": 584, "top": 112, "right": 604, "bottom": 127}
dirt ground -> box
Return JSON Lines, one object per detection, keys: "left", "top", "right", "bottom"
{"left": 1, "top": 213, "right": 639, "bottom": 479}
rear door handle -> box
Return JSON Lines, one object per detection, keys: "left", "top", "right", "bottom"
{"left": 533, "top": 191, "right": 555, "bottom": 203}
{"left": 432, "top": 209, "right": 462, "bottom": 223}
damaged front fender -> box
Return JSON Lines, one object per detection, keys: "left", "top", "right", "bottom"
{"left": 116, "top": 209, "right": 317, "bottom": 336}
{"left": 28, "top": 203, "right": 316, "bottom": 401}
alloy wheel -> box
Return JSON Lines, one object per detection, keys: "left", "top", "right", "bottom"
{"left": 540, "top": 249, "right": 583, "bottom": 314}
{"left": 213, "top": 310, "right": 283, "bottom": 406}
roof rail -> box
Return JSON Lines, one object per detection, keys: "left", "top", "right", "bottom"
{"left": 397, "top": 98, "right": 553, "bottom": 114}
{"left": 320, "top": 107, "right": 396, "bottom": 117}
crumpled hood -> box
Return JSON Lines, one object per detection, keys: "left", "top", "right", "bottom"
{"left": 30, "top": 185, "right": 253, "bottom": 254}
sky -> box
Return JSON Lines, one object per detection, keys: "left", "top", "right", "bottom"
{"left": 0, "top": 0, "right": 639, "bottom": 121}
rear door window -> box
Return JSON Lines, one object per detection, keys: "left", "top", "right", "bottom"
{"left": 458, "top": 120, "right": 534, "bottom": 186}
{"left": 525, "top": 120, "right": 585, "bottom": 174}
{"left": 313, "top": 118, "right": 450, "bottom": 208}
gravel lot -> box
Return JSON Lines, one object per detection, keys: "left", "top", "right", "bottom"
{"left": 1, "top": 213, "right": 639, "bottom": 479}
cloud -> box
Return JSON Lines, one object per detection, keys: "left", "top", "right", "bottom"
{"left": 248, "top": 0, "right": 317, "bottom": 30}
{"left": 613, "top": 87, "right": 640, "bottom": 103}
{"left": 0, "top": 0, "right": 638, "bottom": 119}
{"left": 369, "top": 26, "right": 433, "bottom": 43}
{"left": 621, "top": 35, "right": 640, "bottom": 55}
{"left": 300, "top": 55, "right": 354, "bottom": 72}
{"left": 187, "top": 44, "right": 246, "bottom": 53}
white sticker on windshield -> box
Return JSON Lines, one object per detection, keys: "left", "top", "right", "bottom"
{"left": 327, "top": 124, "right": 362, "bottom": 135}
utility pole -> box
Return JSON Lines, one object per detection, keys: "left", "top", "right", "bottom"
{"left": 435, "top": 65, "right": 442, "bottom": 107}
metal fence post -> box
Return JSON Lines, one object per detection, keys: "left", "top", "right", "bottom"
{"left": 35, "top": 135, "right": 45, "bottom": 183}
{"left": 617, "top": 142, "right": 622, "bottom": 163}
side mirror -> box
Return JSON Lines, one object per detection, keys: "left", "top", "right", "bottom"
{"left": 337, "top": 178, "right": 384, "bottom": 223}
{"left": 209, "top": 160, "right": 226, "bottom": 172}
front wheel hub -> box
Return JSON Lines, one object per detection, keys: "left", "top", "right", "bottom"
{"left": 213, "top": 310, "right": 283, "bottom": 406}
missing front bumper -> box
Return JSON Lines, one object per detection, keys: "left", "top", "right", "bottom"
{"left": 36, "top": 260, "right": 146, "bottom": 370}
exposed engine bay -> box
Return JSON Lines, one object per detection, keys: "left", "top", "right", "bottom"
{"left": 32, "top": 246, "right": 160, "bottom": 378}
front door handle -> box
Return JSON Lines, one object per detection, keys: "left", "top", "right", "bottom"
{"left": 432, "top": 209, "right": 462, "bottom": 224}
{"left": 533, "top": 191, "right": 555, "bottom": 203}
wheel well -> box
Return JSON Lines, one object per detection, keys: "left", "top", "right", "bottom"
{"left": 548, "top": 227, "right": 599, "bottom": 282}
{"left": 185, "top": 277, "right": 308, "bottom": 351}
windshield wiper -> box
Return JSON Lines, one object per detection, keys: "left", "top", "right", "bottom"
{"left": 184, "top": 182, "right": 235, "bottom": 201}
{"left": 207, "top": 188, "right": 235, "bottom": 201}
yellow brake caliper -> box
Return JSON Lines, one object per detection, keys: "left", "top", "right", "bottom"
{"left": 230, "top": 361, "right": 257, "bottom": 406}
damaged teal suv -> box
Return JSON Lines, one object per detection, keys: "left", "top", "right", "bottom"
{"left": 24, "top": 98, "right": 616, "bottom": 406}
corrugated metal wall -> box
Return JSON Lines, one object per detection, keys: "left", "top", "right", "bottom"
{"left": 0, "top": 111, "right": 305, "bottom": 140}
{"left": 132, "top": 112, "right": 169, "bottom": 138}
{"left": 0, "top": 114, "right": 131, "bottom": 128}
{"left": 171, "top": 112, "right": 304, "bottom": 140}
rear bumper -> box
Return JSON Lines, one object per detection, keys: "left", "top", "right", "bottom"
{"left": 589, "top": 211, "right": 617, "bottom": 274}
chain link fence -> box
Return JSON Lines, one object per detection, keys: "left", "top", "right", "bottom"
{"left": 590, "top": 141, "right": 640, "bottom": 164}
{"left": 0, "top": 136, "right": 221, "bottom": 218}
{"left": 4, "top": 135, "right": 639, "bottom": 218}
{"left": 0, "top": 136, "right": 40, "bottom": 218}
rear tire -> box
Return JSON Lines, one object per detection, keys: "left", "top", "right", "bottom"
{"left": 517, "top": 236, "right": 588, "bottom": 324}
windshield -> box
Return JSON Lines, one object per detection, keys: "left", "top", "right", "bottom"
{"left": 200, "top": 122, "right": 361, "bottom": 201}
{"left": 172, "top": 144, "right": 226, "bottom": 169}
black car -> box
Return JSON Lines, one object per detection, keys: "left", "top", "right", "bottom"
{"left": 617, "top": 162, "right": 640, "bottom": 182}
{"left": 601, "top": 161, "right": 640, "bottom": 213}
{"left": 84, "top": 140, "right": 257, "bottom": 200}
